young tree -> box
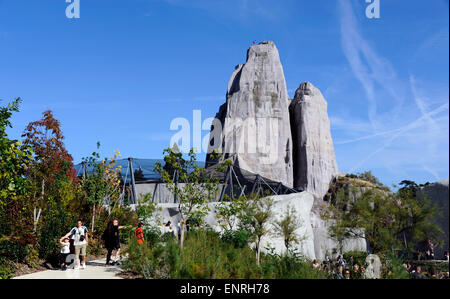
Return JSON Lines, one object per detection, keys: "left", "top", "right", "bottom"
{"left": 327, "top": 180, "right": 442, "bottom": 255}
{"left": 0, "top": 98, "right": 34, "bottom": 236}
{"left": 22, "top": 110, "right": 78, "bottom": 231}
{"left": 154, "top": 147, "right": 224, "bottom": 249}
{"left": 0, "top": 99, "right": 33, "bottom": 207}
{"left": 238, "top": 194, "right": 274, "bottom": 265}
{"left": 273, "top": 205, "right": 303, "bottom": 255}
{"left": 215, "top": 194, "right": 243, "bottom": 232}
{"left": 80, "top": 145, "right": 122, "bottom": 233}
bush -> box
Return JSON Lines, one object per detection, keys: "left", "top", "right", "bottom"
{"left": 122, "top": 235, "right": 168, "bottom": 279}
{"left": 38, "top": 204, "right": 74, "bottom": 265}
{"left": 343, "top": 251, "right": 368, "bottom": 267}
{"left": 123, "top": 228, "right": 329, "bottom": 279}
{"left": 24, "top": 244, "right": 40, "bottom": 268}
{"left": 261, "top": 251, "right": 329, "bottom": 279}
{"left": 0, "top": 238, "right": 30, "bottom": 262}
{"left": 143, "top": 225, "right": 162, "bottom": 247}
{"left": 384, "top": 254, "right": 410, "bottom": 279}
{"left": 0, "top": 260, "right": 13, "bottom": 279}
{"left": 221, "top": 229, "right": 251, "bottom": 249}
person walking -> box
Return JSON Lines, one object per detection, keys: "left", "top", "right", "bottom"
{"left": 135, "top": 222, "right": 144, "bottom": 245}
{"left": 64, "top": 219, "right": 88, "bottom": 270}
{"left": 109, "top": 219, "right": 129, "bottom": 265}
{"left": 102, "top": 221, "right": 116, "bottom": 266}
{"left": 59, "top": 236, "right": 71, "bottom": 270}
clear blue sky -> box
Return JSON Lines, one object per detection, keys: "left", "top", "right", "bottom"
{"left": 1, "top": 0, "right": 448, "bottom": 187}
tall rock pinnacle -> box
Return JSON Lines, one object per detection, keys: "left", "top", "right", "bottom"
{"left": 289, "top": 82, "right": 339, "bottom": 198}
{"left": 207, "top": 41, "right": 294, "bottom": 188}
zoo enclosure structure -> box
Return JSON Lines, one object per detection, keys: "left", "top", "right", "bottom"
{"left": 74, "top": 157, "right": 302, "bottom": 205}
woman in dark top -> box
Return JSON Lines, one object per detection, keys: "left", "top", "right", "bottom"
{"left": 102, "top": 221, "right": 115, "bottom": 266}
{"left": 102, "top": 219, "right": 129, "bottom": 265}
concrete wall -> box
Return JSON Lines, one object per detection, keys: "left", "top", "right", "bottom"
{"left": 135, "top": 183, "right": 223, "bottom": 203}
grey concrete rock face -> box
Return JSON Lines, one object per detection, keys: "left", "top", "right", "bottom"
{"left": 310, "top": 198, "right": 367, "bottom": 260}
{"left": 146, "top": 192, "right": 366, "bottom": 260}
{"left": 365, "top": 254, "right": 382, "bottom": 279}
{"left": 207, "top": 41, "right": 293, "bottom": 188}
{"left": 290, "top": 82, "right": 339, "bottom": 198}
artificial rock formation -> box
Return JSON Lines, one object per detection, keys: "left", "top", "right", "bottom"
{"left": 207, "top": 41, "right": 293, "bottom": 188}
{"left": 289, "top": 82, "right": 339, "bottom": 199}
{"left": 149, "top": 192, "right": 367, "bottom": 260}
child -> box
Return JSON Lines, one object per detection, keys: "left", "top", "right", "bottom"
{"left": 59, "top": 236, "right": 71, "bottom": 270}
{"left": 135, "top": 223, "right": 144, "bottom": 245}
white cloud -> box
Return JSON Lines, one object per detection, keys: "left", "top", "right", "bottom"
{"left": 335, "top": 0, "right": 449, "bottom": 181}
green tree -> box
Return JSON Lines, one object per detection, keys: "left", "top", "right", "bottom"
{"left": 273, "top": 205, "right": 304, "bottom": 255}
{"left": 0, "top": 98, "right": 36, "bottom": 265}
{"left": 22, "top": 110, "right": 78, "bottom": 233}
{"left": 80, "top": 145, "right": 123, "bottom": 233}
{"left": 0, "top": 98, "right": 33, "bottom": 210}
{"left": 327, "top": 178, "right": 442, "bottom": 255}
{"left": 238, "top": 194, "right": 274, "bottom": 265}
{"left": 215, "top": 194, "right": 242, "bottom": 232}
{"left": 154, "top": 147, "right": 224, "bottom": 249}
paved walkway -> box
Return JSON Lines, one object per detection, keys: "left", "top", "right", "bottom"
{"left": 13, "top": 258, "right": 123, "bottom": 279}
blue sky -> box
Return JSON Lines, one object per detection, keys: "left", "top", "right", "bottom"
{"left": 1, "top": 0, "right": 448, "bottom": 187}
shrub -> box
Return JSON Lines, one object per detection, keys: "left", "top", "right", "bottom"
{"left": 122, "top": 235, "right": 168, "bottom": 279}
{"left": 384, "top": 254, "right": 410, "bottom": 279}
{"left": 343, "top": 251, "right": 367, "bottom": 267}
{"left": 0, "top": 259, "right": 13, "bottom": 279}
{"left": 123, "top": 228, "right": 329, "bottom": 279}
{"left": 221, "top": 229, "right": 251, "bottom": 249}
{"left": 0, "top": 238, "right": 29, "bottom": 262}
{"left": 261, "top": 251, "right": 329, "bottom": 279}
{"left": 24, "top": 244, "right": 40, "bottom": 268}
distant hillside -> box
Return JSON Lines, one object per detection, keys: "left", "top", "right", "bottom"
{"left": 418, "top": 180, "right": 449, "bottom": 258}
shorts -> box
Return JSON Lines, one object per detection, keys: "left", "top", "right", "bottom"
{"left": 75, "top": 244, "right": 87, "bottom": 256}
{"left": 60, "top": 253, "right": 70, "bottom": 265}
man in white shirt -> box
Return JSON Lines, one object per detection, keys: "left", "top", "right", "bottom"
{"left": 64, "top": 219, "right": 88, "bottom": 270}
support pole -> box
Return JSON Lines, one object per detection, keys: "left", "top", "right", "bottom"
{"left": 219, "top": 166, "right": 231, "bottom": 202}
{"left": 174, "top": 170, "right": 178, "bottom": 203}
{"left": 128, "top": 157, "right": 137, "bottom": 204}
{"left": 251, "top": 175, "right": 260, "bottom": 194}
{"left": 275, "top": 183, "right": 282, "bottom": 195}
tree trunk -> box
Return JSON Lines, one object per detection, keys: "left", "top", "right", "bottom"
{"left": 33, "top": 179, "right": 45, "bottom": 233}
{"left": 256, "top": 239, "right": 261, "bottom": 266}
{"left": 33, "top": 207, "right": 42, "bottom": 233}
{"left": 180, "top": 219, "right": 186, "bottom": 249}
{"left": 92, "top": 204, "right": 96, "bottom": 233}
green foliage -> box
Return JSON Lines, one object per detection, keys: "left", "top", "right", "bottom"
{"left": 123, "top": 228, "right": 328, "bottom": 279}
{"left": 0, "top": 98, "right": 33, "bottom": 208}
{"left": 38, "top": 201, "right": 75, "bottom": 263}
{"left": 273, "top": 205, "right": 303, "bottom": 253}
{"left": 237, "top": 193, "right": 274, "bottom": 265}
{"left": 0, "top": 258, "right": 13, "bottom": 279}
{"left": 122, "top": 236, "right": 169, "bottom": 279}
{"left": 221, "top": 229, "right": 252, "bottom": 249}
{"left": 0, "top": 238, "right": 30, "bottom": 262}
{"left": 136, "top": 193, "right": 158, "bottom": 226}
{"left": 261, "top": 252, "right": 329, "bottom": 279}
{"left": 384, "top": 254, "right": 410, "bottom": 279}
{"left": 215, "top": 195, "right": 242, "bottom": 232}
{"left": 154, "top": 147, "right": 223, "bottom": 248}
{"left": 343, "top": 251, "right": 367, "bottom": 267}
{"left": 327, "top": 176, "right": 443, "bottom": 256}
